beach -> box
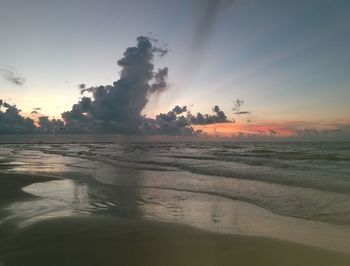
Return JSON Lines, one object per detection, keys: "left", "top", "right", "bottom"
{"left": 1, "top": 139, "right": 350, "bottom": 265}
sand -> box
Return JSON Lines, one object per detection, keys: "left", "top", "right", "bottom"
{"left": 1, "top": 216, "right": 350, "bottom": 266}
{"left": 1, "top": 172, "right": 350, "bottom": 266}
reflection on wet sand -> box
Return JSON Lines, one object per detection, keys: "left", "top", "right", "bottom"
{"left": 14, "top": 177, "right": 350, "bottom": 255}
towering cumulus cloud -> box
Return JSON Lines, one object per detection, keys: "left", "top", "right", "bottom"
{"left": 62, "top": 36, "right": 169, "bottom": 133}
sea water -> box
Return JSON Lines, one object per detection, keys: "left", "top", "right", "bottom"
{"left": 1, "top": 136, "right": 350, "bottom": 253}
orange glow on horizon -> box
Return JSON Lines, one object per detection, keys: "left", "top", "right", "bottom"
{"left": 194, "top": 122, "right": 300, "bottom": 137}
{"left": 193, "top": 118, "right": 350, "bottom": 137}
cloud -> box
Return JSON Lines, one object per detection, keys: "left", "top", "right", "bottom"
{"left": 0, "top": 100, "right": 67, "bottom": 134}
{"left": 0, "top": 36, "right": 240, "bottom": 136}
{"left": 38, "top": 116, "right": 65, "bottom": 133}
{"left": 78, "top": 83, "right": 87, "bottom": 94}
{"left": 0, "top": 99, "right": 36, "bottom": 134}
{"left": 0, "top": 34, "right": 347, "bottom": 139}
{"left": 188, "top": 105, "right": 230, "bottom": 125}
{"left": 193, "top": 0, "right": 235, "bottom": 47}
{"left": 142, "top": 105, "right": 194, "bottom": 135}
{"left": 0, "top": 66, "right": 25, "bottom": 86}
{"left": 1, "top": 91, "right": 350, "bottom": 139}
{"left": 232, "top": 98, "right": 251, "bottom": 115}
{"left": 177, "top": 0, "right": 238, "bottom": 86}
{"left": 141, "top": 105, "right": 205, "bottom": 136}
{"left": 62, "top": 36, "right": 169, "bottom": 133}
{"left": 188, "top": 0, "right": 236, "bottom": 65}
{"left": 140, "top": 105, "right": 231, "bottom": 136}
{"left": 150, "top": 67, "right": 169, "bottom": 93}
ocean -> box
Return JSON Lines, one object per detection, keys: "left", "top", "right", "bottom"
{"left": 1, "top": 135, "right": 350, "bottom": 254}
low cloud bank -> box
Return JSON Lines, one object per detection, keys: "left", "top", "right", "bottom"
{"left": 0, "top": 100, "right": 36, "bottom": 134}
{"left": 141, "top": 105, "right": 231, "bottom": 136}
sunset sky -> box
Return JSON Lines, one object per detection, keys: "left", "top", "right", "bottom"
{"left": 1, "top": 0, "right": 350, "bottom": 137}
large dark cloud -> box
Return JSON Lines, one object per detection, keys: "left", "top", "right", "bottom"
{"left": 0, "top": 66, "right": 26, "bottom": 86}
{"left": 62, "top": 36, "right": 169, "bottom": 133}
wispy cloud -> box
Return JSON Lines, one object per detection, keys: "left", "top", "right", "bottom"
{"left": 0, "top": 66, "right": 25, "bottom": 86}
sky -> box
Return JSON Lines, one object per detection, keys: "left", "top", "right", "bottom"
{"left": 1, "top": 0, "right": 350, "bottom": 137}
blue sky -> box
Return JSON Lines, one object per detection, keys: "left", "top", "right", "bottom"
{"left": 1, "top": 0, "right": 350, "bottom": 125}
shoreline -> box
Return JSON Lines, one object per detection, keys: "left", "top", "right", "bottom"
{"left": 1, "top": 172, "right": 350, "bottom": 265}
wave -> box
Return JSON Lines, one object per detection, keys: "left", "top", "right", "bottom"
{"left": 23, "top": 142, "right": 350, "bottom": 195}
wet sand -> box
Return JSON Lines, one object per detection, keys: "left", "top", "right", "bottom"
{"left": 2, "top": 216, "right": 350, "bottom": 266}
{"left": 1, "top": 173, "right": 350, "bottom": 266}
{"left": 0, "top": 173, "right": 57, "bottom": 205}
